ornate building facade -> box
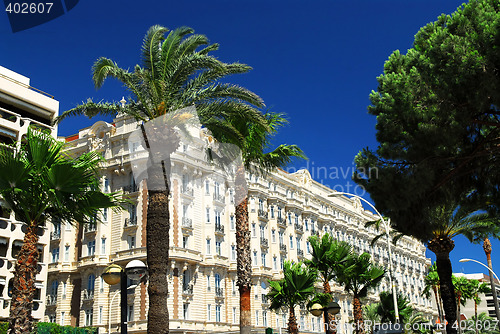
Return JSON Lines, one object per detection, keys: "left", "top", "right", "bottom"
{"left": 0, "top": 65, "right": 59, "bottom": 321}
{"left": 46, "top": 112, "right": 436, "bottom": 333}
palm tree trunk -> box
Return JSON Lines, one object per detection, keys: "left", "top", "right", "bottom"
{"left": 323, "top": 281, "right": 336, "bottom": 334}
{"left": 8, "top": 225, "right": 39, "bottom": 334}
{"left": 352, "top": 295, "right": 365, "bottom": 334}
{"left": 288, "top": 306, "right": 298, "bottom": 334}
{"left": 143, "top": 124, "right": 175, "bottom": 334}
{"left": 433, "top": 286, "right": 444, "bottom": 324}
{"left": 474, "top": 299, "right": 478, "bottom": 334}
{"left": 483, "top": 238, "right": 500, "bottom": 326}
{"left": 456, "top": 291, "right": 462, "bottom": 334}
{"left": 428, "top": 238, "right": 457, "bottom": 334}
{"left": 235, "top": 165, "right": 251, "bottom": 334}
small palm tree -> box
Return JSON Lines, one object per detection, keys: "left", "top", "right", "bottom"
{"left": 306, "top": 234, "right": 352, "bottom": 334}
{"left": 465, "top": 279, "right": 491, "bottom": 334}
{"left": 376, "top": 292, "right": 414, "bottom": 323}
{"left": 423, "top": 263, "right": 444, "bottom": 325}
{"left": 464, "top": 312, "right": 500, "bottom": 334}
{"left": 267, "top": 261, "right": 318, "bottom": 334}
{"left": 57, "top": 25, "right": 268, "bottom": 334}
{"left": 335, "top": 252, "right": 385, "bottom": 334}
{"left": 0, "top": 129, "right": 122, "bottom": 334}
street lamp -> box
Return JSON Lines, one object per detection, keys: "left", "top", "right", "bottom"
{"left": 102, "top": 260, "right": 148, "bottom": 334}
{"left": 459, "top": 258, "right": 500, "bottom": 322}
{"left": 309, "top": 301, "right": 341, "bottom": 334}
{"left": 328, "top": 191, "right": 399, "bottom": 323}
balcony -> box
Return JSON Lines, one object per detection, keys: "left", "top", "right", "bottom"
{"left": 182, "top": 218, "right": 193, "bottom": 229}
{"left": 84, "top": 224, "right": 97, "bottom": 234}
{"left": 46, "top": 295, "right": 57, "bottom": 306}
{"left": 258, "top": 209, "right": 268, "bottom": 220}
{"left": 215, "top": 223, "right": 225, "bottom": 235}
{"left": 183, "top": 284, "right": 193, "bottom": 295}
{"left": 181, "top": 186, "right": 194, "bottom": 197}
{"left": 124, "top": 217, "right": 138, "bottom": 228}
{"left": 279, "top": 244, "right": 287, "bottom": 253}
{"left": 276, "top": 217, "right": 286, "bottom": 228}
{"left": 260, "top": 237, "right": 269, "bottom": 248}
{"left": 50, "top": 231, "right": 61, "bottom": 240}
{"left": 294, "top": 223, "right": 304, "bottom": 233}
{"left": 215, "top": 287, "right": 224, "bottom": 298}
{"left": 297, "top": 249, "right": 304, "bottom": 258}
{"left": 82, "top": 289, "right": 94, "bottom": 300}
{"left": 213, "top": 193, "right": 225, "bottom": 203}
{"left": 123, "top": 184, "right": 138, "bottom": 194}
{"left": 261, "top": 294, "right": 269, "bottom": 305}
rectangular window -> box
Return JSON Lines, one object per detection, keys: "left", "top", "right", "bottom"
{"left": 127, "top": 305, "right": 134, "bottom": 322}
{"left": 60, "top": 312, "right": 65, "bottom": 326}
{"left": 215, "top": 305, "right": 221, "bottom": 322}
{"left": 205, "top": 180, "right": 210, "bottom": 195}
{"left": 305, "top": 219, "right": 308, "bottom": 231}
{"left": 51, "top": 248, "right": 59, "bottom": 263}
{"left": 272, "top": 230, "right": 276, "bottom": 243}
{"left": 206, "top": 239, "right": 211, "bottom": 254}
{"left": 128, "top": 235, "right": 135, "bottom": 249}
{"left": 253, "top": 251, "right": 258, "bottom": 266}
{"left": 99, "top": 306, "right": 103, "bottom": 324}
{"left": 62, "top": 281, "right": 67, "bottom": 298}
{"left": 100, "top": 277, "right": 104, "bottom": 293}
{"left": 183, "top": 236, "right": 188, "bottom": 248}
{"left": 260, "top": 226, "right": 265, "bottom": 239}
{"left": 296, "top": 237, "right": 300, "bottom": 251}
{"left": 207, "top": 304, "right": 211, "bottom": 321}
{"left": 215, "top": 239, "right": 221, "bottom": 256}
{"left": 231, "top": 245, "right": 236, "bottom": 260}
{"left": 261, "top": 253, "right": 266, "bottom": 267}
{"left": 103, "top": 208, "right": 108, "bottom": 221}
{"left": 233, "top": 307, "right": 237, "bottom": 324}
{"left": 101, "top": 238, "right": 106, "bottom": 254}
{"left": 64, "top": 245, "right": 69, "bottom": 262}
{"left": 183, "top": 303, "right": 189, "bottom": 320}
{"left": 252, "top": 224, "right": 256, "bottom": 237}
{"left": 230, "top": 216, "right": 235, "bottom": 230}
{"left": 263, "top": 311, "right": 268, "bottom": 327}
{"left": 273, "top": 257, "right": 277, "bottom": 270}
{"left": 270, "top": 206, "right": 275, "bottom": 218}
{"left": 207, "top": 275, "right": 211, "bottom": 291}
{"left": 85, "top": 309, "right": 93, "bottom": 326}
{"left": 206, "top": 208, "right": 210, "bottom": 223}
{"left": 255, "top": 310, "right": 259, "bottom": 326}
{"left": 87, "top": 240, "right": 95, "bottom": 256}
{"left": 215, "top": 211, "right": 221, "bottom": 225}
{"left": 289, "top": 236, "right": 293, "bottom": 249}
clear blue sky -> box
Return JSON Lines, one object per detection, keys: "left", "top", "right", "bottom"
{"left": 2, "top": 0, "right": 498, "bottom": 278}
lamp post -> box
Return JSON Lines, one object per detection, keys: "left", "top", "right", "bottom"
{"left": 309, "top": 301, "right": 341, "bottom": 334}
{"left": 459, "top": 258, "right": 500, "bottom": 322}
{"left": 328, "top": 192, "right": 399, "bottom": 323}
{"left": 102, "top": 260, "right": 148, "bottom": 334}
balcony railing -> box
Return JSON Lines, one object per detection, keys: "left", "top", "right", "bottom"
{"left": 294, "top": 223, "right": 304, "bottom": 233}
{"left": 82, "top": 289, "right": 94, "bottom": 300}
{"left": 182, "top": 217, "right": 193, "bottom": 229}
{"left": 181, "top": 186, "right": 194, "bottom": 196}
{"left": 50, "top": 231, "right": 61, "bottom": 240}
{"left": 261, "top": 294, "right": 269, "bottom": 305}
{"left": 183, "top": 284, "right": 193, "bottom": 295}
{"left": 277, "top": 217, "right": 285, "bottom": 227}
{"left": 84, "top": 224, "right": 97, "bottom": 233}
{"left": 215, "top": 223, "right": 225, "bottom": 234}
{"left": 215, "top": 287, "right": 224, "bottom": 298}
{"left": 279, "top": 244, "right": 287, "bottom": 252}
{"left": 123, "top": 184, "right": 138, "bottom": 193}
{"left": 297, "top": 249, "right": 304, "bottom": 258}
{"left": 213, "top": 193, "right": 225, "bottom": 203}
{"left": 258, "top": 209, "right": 267, "bottom": 219}
{"left": 260, "top": 237, "right": 269, "bottom": 248}
{"left": 46, "top": 295, "right": 57, "bottom": 306}
{"left": 124, "top": 217, "right": 137, "bottom": 227}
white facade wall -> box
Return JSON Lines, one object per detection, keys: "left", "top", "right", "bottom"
{"left": 0, "top": 66, "right": 58, "bottom": 321}
{"left": 46, "top": 114, "right": 436, "bottom": 332}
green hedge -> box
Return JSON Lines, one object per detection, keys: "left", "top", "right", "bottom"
{"left": 0, "top": 322, "right": 97, "bottom": 334}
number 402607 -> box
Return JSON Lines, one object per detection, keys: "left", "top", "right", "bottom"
{"left": 5, "top": 2, "right": 53, "bottom": 14}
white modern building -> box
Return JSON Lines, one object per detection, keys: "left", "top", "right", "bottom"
{"left": 45, "top": 111, "right": 436, "bottom": 332}
{"left": 0, "top": 65, "right": 59, "bottom": 321}
{"left": 454, "top": 272, "right": 500, "bottom": 320}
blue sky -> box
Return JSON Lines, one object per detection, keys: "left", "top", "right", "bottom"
{"left": 2, "top": 0, "right": 499, "bottom": 278}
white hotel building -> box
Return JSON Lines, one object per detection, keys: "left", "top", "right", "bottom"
{"left": 45, "top": 112, "right": 436, "bottom": 332}
{"left": 0, "top": 66, "right": 59, "bottom": 321}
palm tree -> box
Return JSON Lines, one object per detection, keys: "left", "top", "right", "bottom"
{"left": 335, "top": 252, "right": 385, "bottom": 334}
{"left": 376, "top": 291, "right": 414, "bottom": 324}
{"left": 464, "top": 312, "right": 500, "bottom": 334}
{"left": 227, "top": 113, "right": 305, "bottom": 334}
{"left": 467, "top": 279, "right": 491, "bottom": 334}
{"left": 267, "top": 261, "right": 318, "bottom": 334}
{"left": 379, "top": 200, "right": 499, "bottom": 334}
{"left": 423, "top": 263, "right": 444, "bottom": 325}
{"left": 56, "top": 25, "right": 268, "bottom": 334}
{"left": 0, "top": 129, "right": 121, "bottom": 334}
{"left": 305, "top": 234, "right": 352, "bottom": 334}
{"left": 453, "top": 275, "right": 474, "bottom": 334}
